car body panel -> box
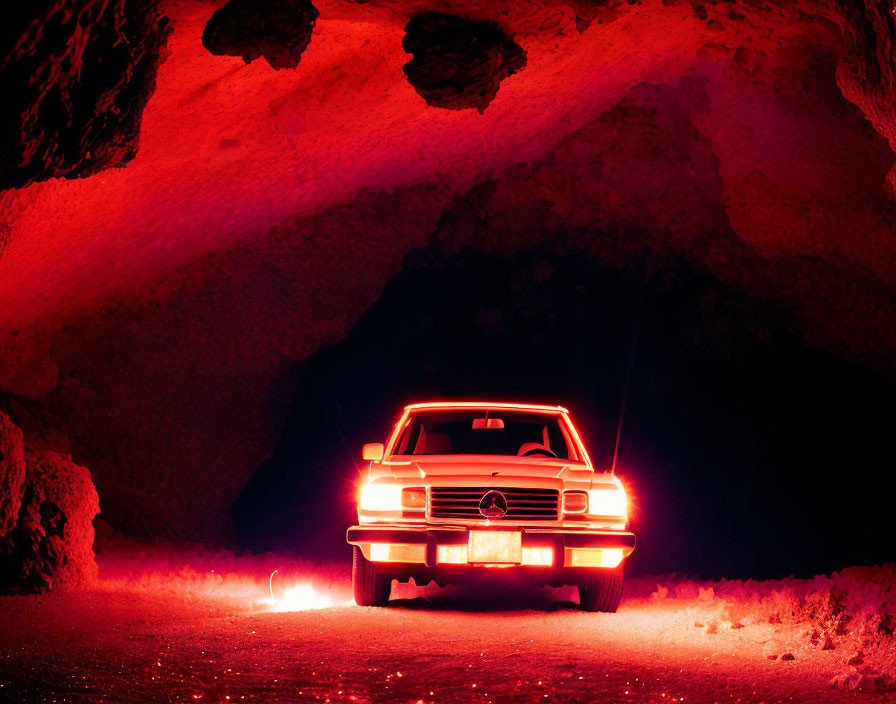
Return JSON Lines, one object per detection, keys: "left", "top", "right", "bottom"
{"left": 349, "top": 401, "right": 634, "bottom": 580}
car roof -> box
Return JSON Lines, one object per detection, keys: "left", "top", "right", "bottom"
{"left": 405, "top": 401, "right": 569, "bottom": 413}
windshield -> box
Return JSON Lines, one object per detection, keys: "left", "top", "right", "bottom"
{"left": 390, "top": 409, "right": 576, "bottom": 459}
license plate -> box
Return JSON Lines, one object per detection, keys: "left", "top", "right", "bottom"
{"left": 469, "top": 531, "right": 522, "bottom": 564}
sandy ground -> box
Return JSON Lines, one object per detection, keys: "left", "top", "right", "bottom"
{"left": 1, "top": 560, "right": 894, "bottom": 704}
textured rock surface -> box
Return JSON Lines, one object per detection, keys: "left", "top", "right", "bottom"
{"left": 0, "top": 0, "right": 171, "bottom": 191}
{"left": 0, "top": 451, "right": 99, "bottom": 592}
{"left": 823, "top": 0, "right": 896, "bottom": 191}
{"left": 202, "top": 0, "right": 319, "bottom": 70}
{"left": 0, "top": 0, "right": 894, "bottom": 541}
{"left": 402, "top": 13, "right": 527, "bottom": 113}
{"left": 0, "top": 413, "right": 26, "bottom": 538}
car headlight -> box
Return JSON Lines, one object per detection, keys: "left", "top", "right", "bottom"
{"left": 359, "top": 484, "right": 426, "bottom": 511}
{"left": 588, "top": 483, "right": 627, "bottom": 517}
{"left": 359, "top": 483, "right": 403, "bottom": 511}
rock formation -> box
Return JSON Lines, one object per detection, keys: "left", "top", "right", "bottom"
{"left": 202, "top": 0, "right": 319, "bottom": 70}
{"left": 0, "top": 443, "right": 100, "bottom": 592}
{"left": 402, "top": 13, "right": 526, "bottom": 113}
{"left": 0, "top": 0, "right": 171, "bottom": 190}
{"left": 0, "top": 413, "right": 26, "bottom": 537}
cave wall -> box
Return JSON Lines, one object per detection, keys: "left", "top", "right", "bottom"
{"left": 825, "top": 0, "right": 896, "bottom": 191}
{"left": 0, "top": 0, "right": 894, "bottom": 543}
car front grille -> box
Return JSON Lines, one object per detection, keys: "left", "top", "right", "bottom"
{"left": 429, "top": 486, "right": 560, "bottom": 521}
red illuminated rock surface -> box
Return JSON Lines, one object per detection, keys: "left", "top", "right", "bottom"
{"left": 0, "top": 449, "right": 99, "bottom": 592}
{"left": 0, "top": 0, "right": 895, "bottom": 540}
{"left": 0, "top": 555, "right": 893, "bottom": 702}
{"left": 0, "top": 412, "right": 26, "bottom": 537}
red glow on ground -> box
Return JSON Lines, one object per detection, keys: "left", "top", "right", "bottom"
{"left": 260, "top": 582, "right": 350, "bottom": 612}
{"left": 93, "top": 542, "right": 353, "bottom": 609}
{"left": 2, "top": 551, "right": 895, "bottom": 702}
{"left": 258, "top": 570, "right": 352, "bottom": 612}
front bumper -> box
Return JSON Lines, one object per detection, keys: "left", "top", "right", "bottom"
{"left": 346, "top": 524, "right": 636, "bottom": 569}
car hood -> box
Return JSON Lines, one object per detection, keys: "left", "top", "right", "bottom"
{"left": 379, "top": 456, "right": 596, "bottom": 484}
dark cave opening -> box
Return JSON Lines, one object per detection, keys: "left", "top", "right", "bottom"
{"left": 232, "top": 245, "right": 896, "bottom": 581}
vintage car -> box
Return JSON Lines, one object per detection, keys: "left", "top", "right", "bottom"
{"left": 347, "top": 401, "right": 636, "bottom": 612}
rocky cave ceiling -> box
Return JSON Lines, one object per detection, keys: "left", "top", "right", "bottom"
{"left": 0, "top": 0, "right": 894, "bottom": 542}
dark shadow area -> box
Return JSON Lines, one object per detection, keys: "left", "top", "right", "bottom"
{"left": 232, "top": 246, "right": 896, "bottom": 580}
{"left": 390, "top": 571, "right": 584, "bottom": 612}
{"left": 387, "top": 590, "right": 581, "bottom": 613}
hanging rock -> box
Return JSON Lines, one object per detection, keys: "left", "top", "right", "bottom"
{"left": 402, "top": 13, "right": 526, "bottom": 113}
{"left": 202, "top": 0, "right": 319, "bottom": 70}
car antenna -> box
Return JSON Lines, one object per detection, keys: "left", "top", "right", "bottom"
{"left": 610, "top": 387, "right": 627, "bottom": 475}
{"left": 611, "top": 250, "right": 654, "bottom": 474}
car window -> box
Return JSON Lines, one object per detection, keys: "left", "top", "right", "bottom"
{"left": 391, "top": 410, "right": 574, "bottom": 459}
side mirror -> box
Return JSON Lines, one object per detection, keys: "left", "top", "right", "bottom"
{"left": 362, "top": 443, "right": 384, "bottom": 461}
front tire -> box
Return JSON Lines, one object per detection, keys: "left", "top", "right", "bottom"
{"left": 578, "top": 566, "right": 624, "bottom": 612}
{"left": 352, "top": 546, "right": 392, "bottom": 606}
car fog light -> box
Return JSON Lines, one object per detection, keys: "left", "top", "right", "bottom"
{"left": 369, "top": 543, "right": 391, "bottom": 561}
{"left": 368, "top": 543, "right": 425, "bottom": 563}
{"left": 565, "top": 547, "right": 624, "bottom": 568}
{"left": 521, "top": 547, "right": 554, "bottom": 566}
{"left": 436, "top": 545, "right": 469, "bottom": 564}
